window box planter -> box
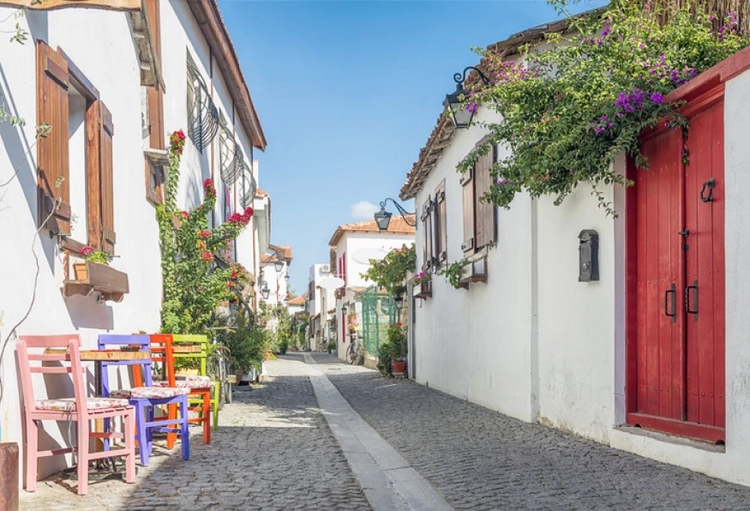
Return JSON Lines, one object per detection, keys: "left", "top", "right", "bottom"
{"left": 414, "top": 280, "right": 432, "bottom": 299}
{"left": 65, "top": 260, "right": 129, "bottom": 302}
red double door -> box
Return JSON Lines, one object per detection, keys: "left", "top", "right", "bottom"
{"left": 627, "top": 90, "right": 725, "bottom": 443}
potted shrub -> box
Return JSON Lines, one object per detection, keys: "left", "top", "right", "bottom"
{"left": 388, "top": 323, "right": 407, "bottom": 376}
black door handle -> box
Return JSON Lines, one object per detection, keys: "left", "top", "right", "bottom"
{"left": 664, "top": 283, "right": 676, "bottom": 323}
{"left": 686, "top": 279, "right": 698, "bottom": 320}
{"left": 700, "top": 177, "right": 715, "bottom": 202}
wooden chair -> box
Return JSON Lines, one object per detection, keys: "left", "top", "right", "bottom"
{"left": 16, "top": 334, "right": 136, "bottom": 495}
{"left": 171, "top": 334, "right": 220, "bottom": 431}
{"left": 150, "top": 334, "right": 212, "bottom": 445}
{"left": 98, "top": 334, "right": 190, "bottom": 466}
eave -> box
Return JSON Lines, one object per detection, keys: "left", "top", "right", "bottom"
{"left": 186, "top": 0, "right": 267, "bottom": 151}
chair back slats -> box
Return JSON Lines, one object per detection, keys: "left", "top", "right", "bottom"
{"left": 172, "top": 334, "right": 210, "bottom": 376}
{"left": 17, "top": 335, "right": 88, "bottom": 417}
{"left": 97, "top": 334, "right": 154, "bottom": 394}
{"left": 149, "top": 334, "right": 176, "bottom": 386}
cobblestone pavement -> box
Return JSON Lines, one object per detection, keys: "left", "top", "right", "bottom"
{"left": 312, "top": 353, "right": 750, "bottom": 511}
{"left": 19, "top": 356, "right": 370, "bottom": 511}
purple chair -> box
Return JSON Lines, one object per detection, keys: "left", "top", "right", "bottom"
{"left": 98, "top": 334, "right": 190, "bottom": 466}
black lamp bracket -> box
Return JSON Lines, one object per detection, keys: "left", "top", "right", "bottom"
{"left": 453, "top": 66, "right": 491, "bottom": 88}
{"left": 380, "top": 198, "right": 416, "bottom": 226}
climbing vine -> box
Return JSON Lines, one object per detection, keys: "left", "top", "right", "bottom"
{"left": 360, "top": 244, "right": 416, "bottom": 295}
{"left": 157, "top": 130, "right": 253, "bottom": 334}
{"left": 457, "top": 0, "right": 750, "bottom": 215}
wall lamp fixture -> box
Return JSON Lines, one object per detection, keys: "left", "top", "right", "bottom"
{"left": 374, "top": 198, "right": 415, "bottom": 231}
{"left": 444, "top": 66, "right": 491, "bottom": 129}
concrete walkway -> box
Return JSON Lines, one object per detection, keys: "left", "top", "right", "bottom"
{"left": 18, "top": 352, "right": 750, "bottom": 510}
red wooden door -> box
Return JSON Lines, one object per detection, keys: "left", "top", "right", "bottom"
{"left": 628, "top": 93, "right": 725, "bottom": 443}
{"left": 684, "top": 99, "right": 725, "bottom": 433}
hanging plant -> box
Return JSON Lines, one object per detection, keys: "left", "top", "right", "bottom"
{"left": 458, "top": 1, "right": 750, "bottom": 215}
{"left": 360, "top": 244, "right": 416, "bottom": 294}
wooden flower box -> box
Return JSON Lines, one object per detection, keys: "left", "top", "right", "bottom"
{"left": 64, "top": 260, "right": 129, "bottom": 302}
{"left": 414, "top": 280, "right": 432, "bottom": 299}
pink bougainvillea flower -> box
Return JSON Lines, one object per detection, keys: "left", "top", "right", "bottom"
{"left": 181, "top": 211, "right": 190, "bottom": 219}
{"left": 202, "top": 252, "right": 214, "bottom": 263}
{"left": 199, "top": 229, "right": 211, "bottom": 239}
{"left": 79, "top": 245, "right": 94, "bottom": 256}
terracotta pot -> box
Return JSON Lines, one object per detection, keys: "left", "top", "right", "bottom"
{"left": 392, "top": 360, "right": 406, "bottom": 374}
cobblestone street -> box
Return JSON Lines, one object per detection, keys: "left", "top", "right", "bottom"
{"left": 19, "top": 353, "right": 750, "bottom": 510}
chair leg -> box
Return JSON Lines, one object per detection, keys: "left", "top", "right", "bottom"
{"left": 135, "top": 402, "right": 149, "bottom": 467}
{"left": 179, "top": 397, "right": 189, "bottom": 460}
{"left": 24, "top": 418, "right": 38, "bottom": 492}
{"left": 102, "top": 417, "right": 111, "bottom": 451}
{"left": 166, "top": 402, "right": 177, "bottom": 450}
{"left": 203, "top": 391, "right": 211, "bottom": 444}
{"left": 77, "top": 418, "right": 89, "bottom": 495}
{"left": 123, "top": 409, "right": 136, "bottom": 484}
{"left": 212, "top": 384, "right": 219, "bottom": 430}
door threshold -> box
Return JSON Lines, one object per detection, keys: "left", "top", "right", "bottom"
{"left": 615, "top": 425, "right": 726, "bottom": 453}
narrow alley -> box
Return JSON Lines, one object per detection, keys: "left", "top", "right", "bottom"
{"left": 19, "top": 354, "right": 750, "bottom": 510}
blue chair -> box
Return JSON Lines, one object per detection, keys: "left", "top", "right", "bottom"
{"left": 98, "top": 334, "right": 190, "bottom": 466}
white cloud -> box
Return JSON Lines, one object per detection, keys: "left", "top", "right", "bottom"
{"left": 350, "top": 200, "right": 379, "bottom": 220}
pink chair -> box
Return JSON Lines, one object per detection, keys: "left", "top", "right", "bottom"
{"left": 16, "top": 334, "right": 136, "bottom": 495}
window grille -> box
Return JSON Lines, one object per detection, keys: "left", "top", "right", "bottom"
{"left": 239, "top": 160, "right": 257, "bottom": 209}
{"left": 186, "top": 57, "right": 219, "bottom": 152}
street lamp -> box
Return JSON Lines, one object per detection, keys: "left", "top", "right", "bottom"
{"left": 444, "top": 66, "right": 491, "bottom": 129}
{"left": 394, "top": 292, "right": 405, "bottom": 312}
{"left": 374, "top": 198, "right": 416, "bottom": 231}
{"left": 261, "top": 281, "right": 270, "bottom": 300}
{"left": 273, "top": 259, "right": 283, "bottom": 272}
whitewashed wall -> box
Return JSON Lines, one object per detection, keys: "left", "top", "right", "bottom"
{"left": 333, "top": 231, "right": 414, "bottom": 359}
{"left": 0, "top": 7, "right": 161, "bottom": 481}
{"left": 412, "top": 73, "right": 750, "bottom": 485}
{"left": 0, "top": 1, "right": 263, "bottom": 487}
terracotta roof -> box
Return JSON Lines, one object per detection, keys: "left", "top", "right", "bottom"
{"left": 269, "top": 244, "right": 293, "bottom": 263}
{"left": 400, "top": 9, "right": 603, "bottom": 200}
{"left": 260, "top": 253, "right": 279, "bottom": 264}
{"left": 186, "top": 1, "right": 267, "bottom": 151}
{"left": 255, "top": 188, "right": 268, "bottom": 198}
{"left": 287, "top": 295, "right": 305, "bottom": 306}
{"left": 328, "top": 215, "right": 416, "bottom": 247}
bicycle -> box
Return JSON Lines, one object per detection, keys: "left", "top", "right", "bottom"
{"left": 345, "top": 334, "right": 359, "bottom": 365}
{"left": 207, "top": 327, "right": 233, "bottom": 407}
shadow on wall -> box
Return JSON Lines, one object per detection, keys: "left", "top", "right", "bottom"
{"left": 64, "top": 294, "right": 114, "bottom": 330}
{"left": 0, "top": 12, "right": 53, "bottom": 269}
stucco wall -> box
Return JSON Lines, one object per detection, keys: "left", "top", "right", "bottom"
{"left": 411, "top": 66, "right": 750, "bottom": 486}
{"left": 0, "top": 2, "right": 261, "bottom": 487}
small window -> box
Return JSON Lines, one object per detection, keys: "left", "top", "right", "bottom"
{"left": 144, "top": 149, "right": 168, "bottom": 205}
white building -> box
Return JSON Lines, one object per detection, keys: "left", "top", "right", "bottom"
{"left": 307, "top": 263, "right": 336, "bottom": 351}
{"left": 402, "top": 24, "right": 750, "bottom": 486}
{"left": 0, "top": 0, "right": 266, "bottom": 488}
{"left": 327, "top": 217, "right": 415, "bottom": 361}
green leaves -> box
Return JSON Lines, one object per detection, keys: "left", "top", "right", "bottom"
{"left": 360, "top": 244, "right": 416, "bottom": 294}
{"left": 462, "top": 2, "right": 750, "bottom": 215}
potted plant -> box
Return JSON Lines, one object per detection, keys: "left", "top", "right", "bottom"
{"left": 412, "top": 270, "right": 432, "bottom": 299}
{"left": 388, "top": 323, "right": 407, "bottom": 376}
{"left": 74, "top": 245, "right": 110, "bottom": 280}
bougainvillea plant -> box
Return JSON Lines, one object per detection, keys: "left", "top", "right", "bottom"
{"left": 456, "top": 0, "right": 750, "bottom": 215}
{"left": 360, "top": 244, "right": 416, "bottom": 294}
{"left": 157, "top": 129, "right": 253, "bottom": 334}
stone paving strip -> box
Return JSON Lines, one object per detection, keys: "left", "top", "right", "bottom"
{"left": 20, "top": 356, "right": 370, "bottom": 511}
{"left": 303, "top": 352, "right": 452, "bottom": 511}
{"left": 312, "top": 353, "right": 750, "bottom": 511}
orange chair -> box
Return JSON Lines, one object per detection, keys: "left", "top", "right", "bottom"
{"left": 150, "top": 334, "right": 212, "bottom": 445}
{"left": 17, "top": 334, "right": 136, "bottom": 495}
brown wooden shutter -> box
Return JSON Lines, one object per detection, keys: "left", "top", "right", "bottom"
{"left": 474, "top": 148, "right": 496, "bottom": 249}
{"left": 434, "top": 182, "right": 447, "bottom": 263}
{"left": 98, "top": 102, "right": 116, "bottom": 254}
{"left": 145, "top": 0, "right": 164, "bottom": 150}
{"left": 36, "top": 41, "right": 71, "bottom": 235}
{"left": 460, "top": 167, "right": 474, "bottom": 253}
{"left": 421, "top": 196, "right": 433, "bottom": 270}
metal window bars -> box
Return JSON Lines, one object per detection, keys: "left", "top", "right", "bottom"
{"left": 219, "top": 126, "right": 243, "bottom": 186}
{"left": 239, "top": 160, "right": 257, "bottom": 210}
{"left": 186, "top": 59, "right": 219, "bottom": 152}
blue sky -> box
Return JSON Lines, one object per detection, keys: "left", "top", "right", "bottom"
{"left": 217, "top": 0, "right": 604, "bottom": 294}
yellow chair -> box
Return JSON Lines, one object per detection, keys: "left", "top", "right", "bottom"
{"left": 171, "top": 334, "right": 220, "bottom": 430}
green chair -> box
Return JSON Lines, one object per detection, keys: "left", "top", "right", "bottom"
{"left": 171, "top": 334, "right": 220, "bottom": 430}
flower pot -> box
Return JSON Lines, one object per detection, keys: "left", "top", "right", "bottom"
{"left": 392, "top": 359, "right": 406, "bottom": 375}
{"left": 73, "top": 262, "right": 88, "bottom": 281}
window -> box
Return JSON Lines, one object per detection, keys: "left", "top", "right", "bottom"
{"left": 36, "top": 41, "right": 116, "bottom": 255}
{"left": 419, "top": 180, "right": 447, "bottom": 272}
{"left": 460, "top": 140, "right": 497, "bottom": 283}
{"left": 143, "top": 0, "right": 165, "bottom": 205}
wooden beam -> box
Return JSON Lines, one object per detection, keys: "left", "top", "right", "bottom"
{"left": 0, "top": 0, "right": 140, "bottom": 10}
